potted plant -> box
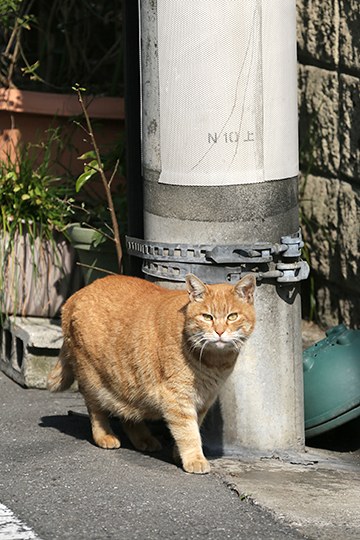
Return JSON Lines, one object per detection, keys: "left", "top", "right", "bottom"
{"left": 0, "top": 2, "right": 126, "bottom": 293}
{"left": 0, "top": 128, "right": 82, "bottom": 317}
{"left": 67, "top": 197, "right": 126, "bottom": 285}
{"left": 68, "top": 179, "right": 127, "bottom": 285}
{"left": 66, "top": 86, "right": 127, "bottom": 285}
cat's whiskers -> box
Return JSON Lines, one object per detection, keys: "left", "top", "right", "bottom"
{"left": 198, "top": 339, "right": 209, "bottom": 370}
{"left": 187, "top": 332, "right": 207, "bottom": 354}
{"left": 231, "top": 340, "right": 241, "bottom": 352}
{"left": 186, "top": 333, "right": 210, "bottom": 370}
{"left": 231, "top": 335, "right": 246, "bottom": 352}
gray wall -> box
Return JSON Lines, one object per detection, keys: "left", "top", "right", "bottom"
{"left": 297, "top": 0, "right": 360, "bottom": 328}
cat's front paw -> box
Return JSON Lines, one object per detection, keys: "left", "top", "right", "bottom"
{"left": 182, "top": 456, "right": 211, "bottom": 474}
{"left": 95, "top": 434, "right": 121, "bottom": 449}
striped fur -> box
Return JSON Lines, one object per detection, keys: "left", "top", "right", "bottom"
{"left": 47, "top": 273, "right": 256, "bottom": 474}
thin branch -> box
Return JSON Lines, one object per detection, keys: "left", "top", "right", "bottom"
{"left": 80, "top": 222, "right": 114, "bottom": 243}
{"left": 74, "top": 85, "right": 123, "bottom": 272}
{"left": 75, "top": 261, "right": 117, "bottom": 276}
{"left": 107, "top": 159, "right": 119, "bottom": 190}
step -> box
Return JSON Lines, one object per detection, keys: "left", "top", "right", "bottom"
{"left": 0, "top": 317, "right": 63, "bottom": 389}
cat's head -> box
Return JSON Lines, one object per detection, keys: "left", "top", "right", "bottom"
{"left": 184, "top": 273, "right": 256, "bottom": 353}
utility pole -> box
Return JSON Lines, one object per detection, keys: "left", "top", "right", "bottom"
{"left": 128, "top": 0, "right": 308, "bottom": 453}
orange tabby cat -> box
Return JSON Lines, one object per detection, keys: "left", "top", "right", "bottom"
{"left": 47, "top": 273, "right": 256, "bottom": 474}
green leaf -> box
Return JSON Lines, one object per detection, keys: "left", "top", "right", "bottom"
{"left": 21, "top": 194, "right": 30, "bottom": 200}
{"left": 92, "top": 230, "right": 107, "bottom": 247}
{"left": 75, "top": 170, "right": 96, "bottom": 192}
{"left": 77, "top": 151, "right": 96, "bottom": 161}
{"left": 85, "top": 160, "right": 101, "bottom": 172}
{"left": 72, "top": 84, "right": 86, "bottom": 92}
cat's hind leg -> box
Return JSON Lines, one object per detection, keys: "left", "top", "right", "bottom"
{"left": 122, "top": 420, "right": 162, "bottom": 452}
{"left": 87, "top": 406, "right": 121, "bottom": 449}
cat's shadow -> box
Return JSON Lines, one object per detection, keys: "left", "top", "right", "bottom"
{"left": 39, "top": 413, "right": 176, "bottom": 466}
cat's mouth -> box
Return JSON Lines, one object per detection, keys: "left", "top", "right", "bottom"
{"left": 214, "top": 341, "right": 228, "bottom": 349}
{"left": 209, "top": 334, "right": 246, "bottom": 351}
{"left": 188, "top": 334, "right": 241, "bottom": 352}
{"left": 211, "top": 337, "right": 235, "bottom": 349}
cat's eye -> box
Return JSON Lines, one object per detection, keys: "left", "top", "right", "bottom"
{"left": 202, "top": 313, "right": 213, "bottom": 322}
{"left": 227, "top": 313, "right": 238, "bottom": 322}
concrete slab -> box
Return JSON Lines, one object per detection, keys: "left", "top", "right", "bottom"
{"left": 0, "top": 317, "right": 62, "bottom": 388}
{"left": 8, "top": 316, "right": 63, "bottom": 349}
{"left": 212, "top": 449, "right": 360, "bottom": 539}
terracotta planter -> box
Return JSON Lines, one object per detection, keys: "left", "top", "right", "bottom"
{"left": 0, "top": 88, "right": 125, "bottom": 176}
{"left": 1, "top": 231, "right": 83, "bottom": 317}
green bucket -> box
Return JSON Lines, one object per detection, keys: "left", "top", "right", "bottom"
{"left": 67, "top": 223, "right": 119, "bottom": 285}
{"left": 303, "top": 324, "right": 360, "bottom": 438}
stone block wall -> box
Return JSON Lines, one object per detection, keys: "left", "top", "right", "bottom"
{"left": 297, "top": 0, "right": 360, "bottom": 328}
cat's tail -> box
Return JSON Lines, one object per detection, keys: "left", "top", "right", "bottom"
{"left": 47, "top": 342, "right": 75, "bottom": 392}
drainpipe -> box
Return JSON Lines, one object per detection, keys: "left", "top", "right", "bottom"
{"left": 123, "top": 0, "right": 143, "bottom": 277}
{"left": 130, "top": 0, "right": 307, "bottom": 453}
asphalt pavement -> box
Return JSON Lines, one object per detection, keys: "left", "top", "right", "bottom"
{"left": 1, "top": 370, "right": 359, "bottom": 540}
{"left": 0, "top": 372, "right": 308, "bottom": 540}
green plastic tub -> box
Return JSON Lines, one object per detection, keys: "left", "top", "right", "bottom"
{"left": 303, "top": 324, "right": 360, "bottom": 438}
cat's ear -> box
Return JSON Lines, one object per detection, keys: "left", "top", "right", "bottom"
{"left": 234, "top": 274, "right": 256, "bottom": 304}
{"left": 186, "top": 274, "right": 207, "bottom": 302}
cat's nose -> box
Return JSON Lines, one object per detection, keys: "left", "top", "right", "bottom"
{"left": 216, "top": 328, "right": 225, "bottom": 337}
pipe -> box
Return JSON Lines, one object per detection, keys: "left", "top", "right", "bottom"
{"left": 124, "top": 0, "right": 143, "bottom": 277}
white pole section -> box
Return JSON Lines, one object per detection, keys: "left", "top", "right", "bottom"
{"left": 139, "top": 0, "right": 304, "bottom": 453}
